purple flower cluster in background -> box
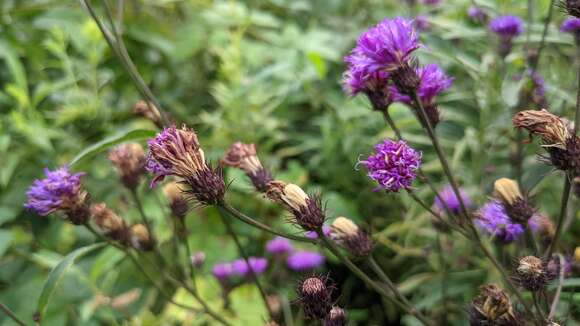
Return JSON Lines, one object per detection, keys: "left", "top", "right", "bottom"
{"left": 421, "top": 0, "right": 442, "bottom": 6}
{"left": 287, "top": 251, "right": 326, "bottom": 271}
{"left": 361, "top": 139, "right": 422, "bottom": 192}
{"left": 266, "top": 236, "right": 294, "bottom": 254}
{"left": 561, "top": 17, "right": 580, "bottom": 33}
{"left": 414, "top": 15, "right": 430, "bottom": 32}
{"left": 434, "top": 185, "right": 472, "bottom": 215}
{"left": 489, "top": 15, "right": 524, "bottom": 39}
{"left": 25, "top": 167, "right": 85, "bottom": 216}
{"left": 468, "top": 6, "right": 488, "bottom": 23}
{"left": 211, "top": 257, "right": 268, "bottom": 282}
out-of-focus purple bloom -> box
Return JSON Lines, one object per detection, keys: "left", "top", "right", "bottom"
{"left": 414, "top": 15, "right": 430, "bottom": 31}
{"left": 434, "top": 185, "right": 472, "bottom": 215}
{"left": 561, "top": 17, "right": 580, "bottom": 33}
{"left": 305, "top": 225, "right": 331, "bottom": 239}
{"left": 392, "top": 64, "right": 453, "bottom": 108}
{"left": 360, "top": 139, "right": 422, "bottom": 192}
{"left": 266, "top": 237, "right": 294, "bottom": 255}
{"left": 232, "top": 257, "right": 269, "bottom": 276}
{"left": 343, "top": 50, "right": 391, "bottom": 97}
{"left": 287, "top": 251, "right": 325, "bottom": 271}
{"left": 422, "top": 0, "right": 442, "bottom": 6}
{"left": 489, "top": 15, "right": 524, "bottom": 38}
{"left": 353, "top": 17, "right": 421, "bottom": 74}
{"left": 25, "top": 167, "right": 86, "bottom": 216}
{"left": 475, "top": 200, "right": 537, "bottom": 243}
{"left": 468, "top": 6, "right": 488, "bottom": 22}
{"left": 212, "top": 262, "right": 234, "bottom": 281}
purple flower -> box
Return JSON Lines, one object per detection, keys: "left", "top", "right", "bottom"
{"left": 266, "top": 237, "right": 294, "bottom": 255}
{"left": 489, "top": 15, "right": 524, "bottom": 38}
{"left": 414, "top": 15, "right": 430, "bottom": 32}
{"left": 475, "top": 201, "right": 538, "bottom": 243}
{"left": 468, "top": 6, "right": 488, "bottom": 22}
{"left": 392, "top": 64, "right": 453, "bottom": 108}
{"left": 561, "top": 17, "right": 580, "bottom": 33}
{"left": 305, "top": 225, "right": 331, "bottom": 239}
{"left": 421, "top": 0, "right": 442, "bottom": 6}
{"left": 232, "top": 257, "right": 269, "bottom": 276}
{"left": 25, "top": 167, "right": 86, "bottom": 216}
{"left": 434, "top": 185, "right": 472, "bottom": 215}
{"left": 360, "top": 139, "right": 422, "bottom": 192}
{"left": 353, "top": 17, "right": 421, "bottom": 74}
{"left": 212, "top": 262, "right": 234, "bottom": 281}
{"left": 287, "top": 251, "right": 325, "bottom": 271}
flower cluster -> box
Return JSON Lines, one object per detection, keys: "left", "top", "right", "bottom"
{"left": 25, "top": 167, "right": 90, "bottom": 225}
{"left": 475, "top": 200, "right": 540, "bottom": 243}
{"left": 212, "top": 257, "right": 268, "bottom": 283}
{"left": 468, "top": 6, "right": 488, "bottom": 23}
{"left": 287, "top": 251, "right": 325, "bottom": 271}
{"left": 360, "top": 139, "right": 422, "bottom": 192}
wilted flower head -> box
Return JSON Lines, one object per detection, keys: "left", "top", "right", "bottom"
{"left": 468, "top": 6, "right": 488, "bottom": 23}
{"left": 493, "top": 178, "right": 536, "bottom": 224}
{"left": 470, "top": 284, "right": 517, "bottom": 325}
{"left": 297, "top": 276, "right": 333, "bottom": 319}
{"left": 133, "top": 100, "right": 162, "bottom": 128}
{"left": 108, "top": 143, "right": 146, "bottom": 190}
{"left": 434, "top": 185, "right": 472, "bottom": 215}
{"left": 330, "top": 217, "right": 374, "bottom": 257}
{"left": 222, "top": 142, "right": 273, "bottom": 192}
{"left": 129, "top": 224, "right": 154, "bottom": 251}
{"left": 489, "top": 15, "right": 524, "bottom": 38}
{"left": 90, "top": 203, "right": 128, "bottom": 243}
{"left": 561, "top": 17, "right": 580, "bottom": 33}
{"left": 25, "top": 167, "right": 90, "bottom": 224}
{"left": 516, "top": 256, "right": 548, "bottom": 291}
{"left": 361, "top": 139, "right": 421, "bottom": 192}
{"left": 475, "top": 200, "right": 528, "bottom": 243}
{"left": 232, "top": 257, "right": 269, "bottom": 276}
{"left": 266, "top": 181, "right": 326, "bottom": 231}
{"left": 324, "top": 306, "right": 347, "bottom": 326}
{"left": 354, "top": 17, "right": 421, "bottom": 74}
{"left": 266, "top": 237, "right": 294, "bottom": 255}
{"left": 287, "top": 251, "right": 325, "bottom": 271}
{"left": 147, "top": 125, "right": 225, "bottom": 205}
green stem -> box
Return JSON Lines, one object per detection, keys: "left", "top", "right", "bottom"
{"left": 216, "top": 206, "right": 273, "bottom": 319}
{"left": 436, "top": 234, "right": 448, "bottom": 324}
{"left": 0, "top": 304, "right": 26, "bottom": 326}
{"left": 530, "top": 0, "right": 555, "bottom": 72}
{"left": 548, "top": 254, "right": 565, "bottom": 320}
{"left": 545, "top": 176, "right": 572, "bottom": 259}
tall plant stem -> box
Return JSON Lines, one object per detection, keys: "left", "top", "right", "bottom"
{"left": 548, "top": 254, "right": 566, "bottom": 320}
{"left": 530, "top": 0, "right": 555, "bottom": 72}
{"left": 545, "top": 175, "right": 572, "bottom": 259}
{"left": 411, "top": 92, "right": 536, "bottom": 318}
{"left": 218, "top": 203, "right": 317, "bottom": 243}
{"left": 317, "top": 230, "right": 433, "bottom": 326}
{"left": 216, "top": 206, "right": 274, "bottom": 319}
{"left": 436, "top": 233, "right": 449, "bottom": 323}
{"left": 0, "top": 304, "right": 26, "bottom": 326}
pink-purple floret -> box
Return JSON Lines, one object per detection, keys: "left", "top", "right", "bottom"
{"left": 434, "top": 185, "right": 472, "bottom": 215}
{"left": 476, "top": 200, "right": 540, "bottom": 243}
{"left": 286, "top": 251, "right": 325, "bottom": 271}
{"left": 561, "top": 17, "right": 580, "bottom": 33}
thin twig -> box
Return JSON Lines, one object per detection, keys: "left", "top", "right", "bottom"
{"left": 545, "top": 176, "right": 572, "bottom": 259}
{"left": 531, "top": 0, "right": 555, "bottom": 72}
{"left": 548, "top": 254, "right": 565, "bottom": 320}
{"left": 0, "top": 304, "right": 26, "bottom": 326}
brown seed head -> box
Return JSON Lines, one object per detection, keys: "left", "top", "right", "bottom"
{"left": 108, "top": 143, "right": 146, "bottom": 189}
{"left": 129, "top": 224, "right": 154, "bottom": 251}
{"left": 298, "top": 276, "right": 333, "bottom": 319}
{"left": 90, "top": 203, "right": 127, "bottom": 242}
{"left": 471, "top": 284, "right": 516, "bottom": 324}
{"left": 512, "top": 109, "right": 570, "bottom": 149}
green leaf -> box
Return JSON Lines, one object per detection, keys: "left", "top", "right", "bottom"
{"left": 35, "top": 243, "right": 105, "bottom": 321}
{"left": 69, "top": 129, "right": 156, "bottom": 167}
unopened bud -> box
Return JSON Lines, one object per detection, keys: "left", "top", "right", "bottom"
{"left": 129, "top": 224, "right": 154, "bottom": 251}
{"left": 331, "top": 217, "right": 374, "bottom": 257}
{"left": 108, "top": 143, "right": 146, "bottom": 190}
{"left": 297, "top": 276, "right": 333, "bottom": 319}
{"left": 493, "top": 178, "right": 536, "bottom": 224}
{"left": 163, "top": 182, "right": 188, "bottom": 219}
{"left": 266, "top": 181, "right": 325, "bottom": 231}
{"left": 324, "top": 306, "right": 347, "bottom": 326}
{"left": 190, "top": 251, "right": 206, "bottom": 268}
{"left": 90, "top": 203, "right": 128, "bottom": 243}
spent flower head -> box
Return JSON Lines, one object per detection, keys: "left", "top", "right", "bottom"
{"left": 470, "top": 284, "right": 518, "bottom": 325}
{"left": 108, "top": 143, "right": 146, "bottom": 190}
{"left": 266, "top": 181, "right": 326, "bottom": 230}
{"left": 516, "top": 256, "right": 549, "bottom": 291}
{"left": 297, "top": 276, "right": 333, "bottom": 319}
{"left": 324, "top": 306, "right": 347, "bottom": 326}
{"left": 360, "top": 139, "right": 421, "bottom": 192}
{"left": 222, "top": 142, "right": 273, "bottom": 192}
{"left": 91, "top": 203, "right": 128, "bottom": 243}
{"left": 25, "top": 167, "right": 90, "bottom": 224}
{"left": 330, "top": 217, "right": 374, "bottom": 257}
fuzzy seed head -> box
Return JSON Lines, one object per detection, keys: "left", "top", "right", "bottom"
{"left": 298, "top": 277, "right": 333, "bottom": 319}
{"left": 516, "top": 256, "right": 547, "bottom": 291}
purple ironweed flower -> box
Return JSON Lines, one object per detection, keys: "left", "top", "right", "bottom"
{"left": 342, "top": 53, "right": 394, "bottom": 111}
{"left": 287, "top": 251, "right": 325, "bottom": 271}
{"left": 434, "top": 185, "right": 472, "bottom": 215}
{"left": 232, "top": 257, "right": 269, "bottom": 276}
{"left": 414, "top": 15, "right": 430, "bottom": 32}
{"left": 468, "top": 6, "right": 488, "bottom": 23}
{"left": 475, "top": 200, "right": 538, "bottom": 243}
{"left": 360, "top": 139, "right": 422, "bottom": 192}
{"left": 212, "top": 262, "right": 234, "bottom": 281}
{"left": 561, "top": 17, "right": 580, "bottom": 32}
{"left": 266, "top": 236, "right": 294, "bottom": 255}
{"left": 421, "top": 0, "right": 442, "bottom": 6}
{"left": 489, "top": 15, "right": 524, "bottom": 38}
{"left": 354, "top": 17, "right": 421, "bottom": 74}
{"left": 25, "top": 167, "right": 90, "bottom": 224}
{"left": 146, "top": 125, "right": 225, "bottom": 205}
{"left": 305, "top": 225, "right": 331, "bottom": 239}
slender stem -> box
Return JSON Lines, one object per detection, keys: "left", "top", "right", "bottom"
{"left": 216, "top": 206, "right": 273, "bottom": 319}
{"left": 548, "top": 254, "right": 566, "bottom": 320}
{"left": 406, "top": 190, "right": 468, "bottom": 237}
{"left": 545, "top": 176, "right": 572, "bottom": 259}
{"left": 0, "top": 304, "right": 26, "bottom": 326}
{"left": 218, "top": 203, "right": 317, "bottom": 244}
{"left": 530, "top": 0, "right": 555, "bottom": 72}
{"left": 532, "top": 292, "right": 545, "bottom": 321}
{"left": 435, "top": 234, "right": 448, "bottom": 324}
{"left": 317, "top": 230, "right": 433, "bottom": 326}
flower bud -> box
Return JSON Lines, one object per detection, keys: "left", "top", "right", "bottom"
{"left": 330, "top": 217, "right": 374, "bottom": 257}
{"left": 108, "top": 143, "right": 146, "bottom": 190}
{"left": 222, "top": 142, "right": 273, "bottom": 193}
{"left": 129, "top": 224, "right": 154, "bottom": 251}
{"left": 493, "top": 178, "right": 536, "bottom": 224}
{"left": 133, "top": 100, "right": 162, "bottom": 128}
{"left": 575, "top": 247, "right": 580, "bottom": 263}
{"left": 297, "top": 276, "right": 333, "bottom": 319}
{"left": 266, "top": 181, "right": 325, "bottom": 231}
{"left": 90, "top": 203, "right": 128, "bottom": 243}
{"left": 163, "top": 182, "right": 188, "bottom": 219}
{"left": 533, "top": 214, "right": 555, "bottom": 246}
{"left": 470, "top": 284, "right": 517, "bottom": 325}
{"left": 190, "top": 251, "right": 205, "bottom": 268}
{"left": 324, "top": 306, "right": 347, "bottom": 326}
{"left": 516, "top": 256, "right": 547, "bottom": 291}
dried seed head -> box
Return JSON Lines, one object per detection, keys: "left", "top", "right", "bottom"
{"left": 267, "top": 181, "right": 325, "bottom": 230}
{"left": 546, "top": 135, "right": 580, "bottom": 175}
{"left": 90, "top": 203, "right": 128, "bottom": 243}
{"left": 162, "top": 182, "right": 188, "bottom": 218}
{"left": 331, "top": 217, "right": 374, "bottom": 257}
{"left": 108, "top": 143, "right": 146, "bottom": 190}
{"left": 470, "top": 284, "right": 517, "bottom": 325}
{"left": 133, "top": 100, "right": 162, "bottom": 128}
{"left": 129, "top": 224, "right": 154, "bottom": 251}
{"left": 516, "top": 256, "right": 547, "bottom": 291}
{"left": 493, "top": 178, "right": 522, "bottom": 205}
{"left": 297, "top": 276, "right": 333, "bottom": 319}
{"left": 324, "top": 306, "right": 347, "bottom": 326}
{"left": 512, "top": 109, "right": 570, "bottom": 149}
{"left": 222, "top": 142, "right": 274, "bottom": 192}
{"left": 562, "top": 0, "right": 580, "bottom": 18}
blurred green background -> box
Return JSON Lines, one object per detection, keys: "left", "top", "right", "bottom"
{"left": 1, "top": 0, "right": 579, "bottom": 325}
